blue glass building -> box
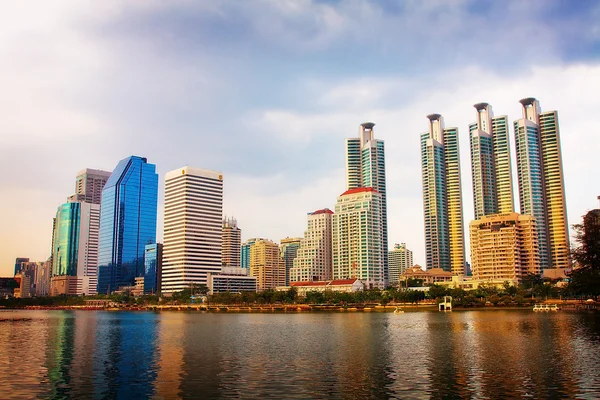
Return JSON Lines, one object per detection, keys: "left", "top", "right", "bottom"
{"left": 144, "top": 243, "right": 163, "bottom": 295}
{"left": 97, "top": 156, "right": 158, "bottom": 294}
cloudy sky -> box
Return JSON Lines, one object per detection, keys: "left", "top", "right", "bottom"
{"left": 2, "top": 0, "right": 600, "bottom": 276}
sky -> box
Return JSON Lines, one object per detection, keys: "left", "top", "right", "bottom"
{"left": 1, "top": 0, "right": 600, "bottom": 276}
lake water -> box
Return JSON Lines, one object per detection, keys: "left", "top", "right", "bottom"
{"left": 1, "top": 310, "right": 599, "bottom": 399}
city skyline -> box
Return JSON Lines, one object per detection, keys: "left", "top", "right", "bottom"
{"left": 2, "top": 1, "right": 600, "bottom": 275}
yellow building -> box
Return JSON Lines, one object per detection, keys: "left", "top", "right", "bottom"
{"left": 249, "top": 239, "right": 285, "bottom": 291}
{"left": 469, "top": 213, "right": 539, "bottom": 282}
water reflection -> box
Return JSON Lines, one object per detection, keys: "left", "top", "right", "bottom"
{"left": 0, "top": 310, "right": 599, "bottom": 399}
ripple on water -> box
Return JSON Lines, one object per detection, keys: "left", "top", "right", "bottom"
{"left": 0, "top": 310, "right": 599, "bottom": 399}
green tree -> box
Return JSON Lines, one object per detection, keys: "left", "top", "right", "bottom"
{"left": 568, "top": 210, "right": 600, "bottom": 298}
{"left": 427, "top": 284, "right": 447, "bottom": 300}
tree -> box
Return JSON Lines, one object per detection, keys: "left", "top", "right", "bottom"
{"left": 427, "top": 284, "right": 447, "bottom": 300}
{"left": 568, "top": 210, "right": 600, "bottom": 298}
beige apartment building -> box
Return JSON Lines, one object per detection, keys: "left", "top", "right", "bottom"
{"left": 249, "top": 239, "right": 285, "bottom": 291}
{"left": 470, "top": 213, "right": 539, "bottom": 282}
{"left": 290, "top": 209, "right": 333, "bottom": 283}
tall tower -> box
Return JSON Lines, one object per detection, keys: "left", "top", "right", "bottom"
{"left": 469, "top": 103, "right": 514, "bottom": 219}
{"left": 345, "top": 123, "right": 388, "bottom": 283}
{"left": 222, "top": 217, "right": 241, "bottom": 268}
{"left": 161, "top": 167, "right": 223, "bottom": 294}
{"left": 514, "top": 98, "right": 569, "bottom": 270}
{"left": 421, "top": 114, "right": 465, "bottom": 274}
{"left": 97, "top": 156, "right": 158, "bottom": 294}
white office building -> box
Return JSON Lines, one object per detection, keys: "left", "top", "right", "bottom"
{"left": 161, "top": 167, "right": 223, "bottom": 294}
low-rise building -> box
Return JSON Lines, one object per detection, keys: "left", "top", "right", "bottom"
{"left": 207, "top": 267, "right": 257, "bottom": 294}
{"left": 50, "top": 275, "right": 79, "bottom": 296}
{"left": 437, "top": 275, "right": 517, "bottom": 290}
{"left": 283, "top": 278, "right": 364, "bottom": 297}
{"left": 401, "top": 266, "right": 453, "bottom": 285}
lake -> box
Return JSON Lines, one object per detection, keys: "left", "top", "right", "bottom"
{"left": 1, "top": 310, "right": 599, "bottom": 399}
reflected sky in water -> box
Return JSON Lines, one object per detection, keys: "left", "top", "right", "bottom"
{"left": 1, "top": 310, "right": 599, "bottom": 399}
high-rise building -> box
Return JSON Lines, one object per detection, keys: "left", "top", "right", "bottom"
{"left": 470, "top": 213, "right": 539, "bottom": 282}
{"left": 222, "top": 217, "right": 241, "bottom": 268}
{"left": 388, "top": 243, "right": 413, "bottom": 286}
{"left": 332, "top": 187, "right": 384, "bottom": 289}
{"left": 514, "top": 98, "right": 569, "bottom": 270}
{"left": 469, "top": 103, "right": 514, "bottom": 219}
{"left": 144, "top": 243, "right": 163, "bottom": 295}
{"left": 97, "top": 156, "right": 158, "bottom": 294}
{"left": 280, "top": 237, "right": 302, "bottom": 285}
{"left": 51, "top": 201, "right": 100, "bottom": 295}
{"left": 14, "top": 257, "right": 29, "bottom": 276}
{"left": 68, "top": 169, "right": 111, "bottom": 204}
{"left": 421, "top": 114, "right": 465, "bottom": 274}
{"left": 161, "top": 167, "right": 223, "bottom": 294}
{"left": 290, "top": 209, "right": 334, "bottom": 283}
{"left": 345, "top": 122, "right": 389, "bottom": 284}
{"left": 249, "top": 239, "right": 285, "bottom": 291}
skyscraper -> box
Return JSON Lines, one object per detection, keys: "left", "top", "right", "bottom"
{"left": 161, "top": 167, "right": 223, "bottom": 294}
{"left": 51, "top": 201, "right": 101, "bottom": 295}
{"left": 222, "top": 217, "right": 241, "bottom": 268}
{"left": 68, "top": 169, "right": 111, "bottom": 204}
{"left": 421, "top": 114, "right": 465, "bottom": 274}
{"left": 280, "top": 237, "right": 302, "bottom": 285}
{"left": 388, "top": 243, "right": 413, "bottom": 286}
{"left": 97, "top": 156, "right": 158, "bottom": 294}
{"left": 469, "top": 103, "right": 514, "bottom": 219}
{"left": 514, "top": 98, "right": 569, "bottom": 269}
{"left": 290, "top": 209, "right": 333, "bottom": 283}
{"left": 332, "top": 187, "right": 384, "bottom": 289}
{"left": 345, "top": 122, "right": 388, "bottom": 284}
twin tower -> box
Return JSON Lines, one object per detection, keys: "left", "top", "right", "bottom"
{"left": 421, "top": 98, "right": 570, "bottom": 275}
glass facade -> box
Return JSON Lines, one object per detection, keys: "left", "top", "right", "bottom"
{"left": 52, "top": 202, "right": 81, "bottom": 277}
{"left": 97, "top": 156, "right": 158, "bottom": 294}
{"left": 144, "top": 243, "right": 162, "bottom": 294}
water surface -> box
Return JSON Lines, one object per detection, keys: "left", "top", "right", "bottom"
{"left": 1, "top": 310, "right": 599, "bottom": 399}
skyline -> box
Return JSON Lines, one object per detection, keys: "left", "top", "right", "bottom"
{"left": 2, "top": 1, "right": 600, "bottom": 276}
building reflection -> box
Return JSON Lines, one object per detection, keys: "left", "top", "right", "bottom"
{"left": 154, "top": 313, "right": 186, "bottom": 398}
{"left": 92, "top": 312, "right": 159, "bottom": 398}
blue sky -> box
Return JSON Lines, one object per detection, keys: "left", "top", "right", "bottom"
{"left": 2, "top": 0, "right": 600, "bottom": 275}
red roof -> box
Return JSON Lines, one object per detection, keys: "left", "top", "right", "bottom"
{"left": 311, "top": 208, "right": 334, "bottom": 215}
{"left": 340, "top": 187, "right": 377, "bottom": 197}
{"left": 329, "top": 279, "right": 358, "bottom": 285}
{"left": 291, "top": 281, "right": 328, "bottom": 287}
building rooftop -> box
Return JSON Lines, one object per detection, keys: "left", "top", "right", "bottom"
{"left": 340, "top": 187, "right": 377, "bottom": 197}
{"left": 310, "top": 208, "right": 334, "bottom": 215}
{"left": 361, "top": 122, "right": 375, "bottom": 130}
